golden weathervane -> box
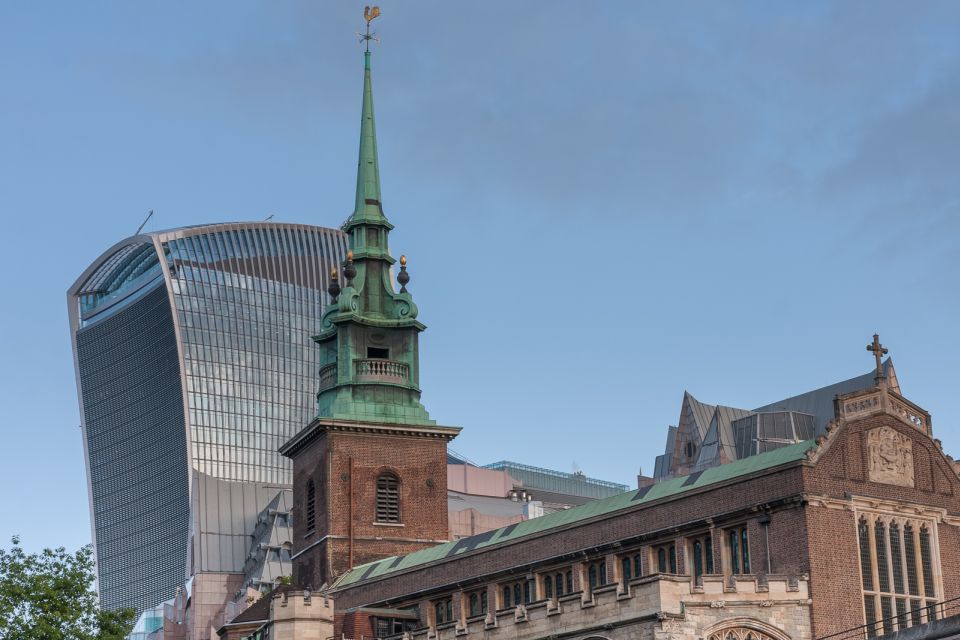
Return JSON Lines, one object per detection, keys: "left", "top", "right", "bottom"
{"left": 359, "top": 6, "right": 381, "bottom": 51}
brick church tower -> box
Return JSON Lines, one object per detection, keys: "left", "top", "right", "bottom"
{"left": 281, "top": 48, "right": 459, "bottom": 589}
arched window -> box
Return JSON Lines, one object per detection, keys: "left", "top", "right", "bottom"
{"left": 376, "top": 472, "right": 400, "bottom": 523}
{"left": 502, "top": 586, "right": 511, "bottom": 608}
{"left": 622, "top": 556, "right": 632, "bottom": 582}
{"left": 544, "top": 574, "right": 553, "bottom": 599}
{"left": 707, "top": 628, "right": 780, "bottom": 640}
{"left": 468, "top": 590, "right": 487, "bottom": 617}
{"left": 555, "top": 573, "right": 564, "bottom": 596}
{"left": 306, "top": 480, "right": 316, "bottom": 531}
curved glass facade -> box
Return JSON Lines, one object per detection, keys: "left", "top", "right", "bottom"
{"left": 69, "top": 223, "right": 347, "bottom": 616}
{"left": 76, "top": 283, "right": 189, "bottom": 612}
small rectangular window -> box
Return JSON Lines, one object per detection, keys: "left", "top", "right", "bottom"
{"left": 367, "top": 346, "right": 389, "bottom": 359}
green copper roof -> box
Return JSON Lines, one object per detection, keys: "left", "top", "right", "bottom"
{"left": 334, "top": 440, "right": 814, "bottom": 588}
{"left": 350, "top": 51, "right": 387, "bottom": 226}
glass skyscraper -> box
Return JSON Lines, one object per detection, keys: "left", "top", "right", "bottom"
{"left": 68, "top": 222, "right": 346, "bottom": 617}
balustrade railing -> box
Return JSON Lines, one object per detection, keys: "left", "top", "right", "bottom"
{"left": 355, "top": 358, "right": 409, "bottom": 384}
{"left": 318, "top": 363, "right": 337, "bottom": 389}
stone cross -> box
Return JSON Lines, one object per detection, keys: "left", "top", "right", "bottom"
{"left": 866, "top": 333, "right": 888, "bottom": 385}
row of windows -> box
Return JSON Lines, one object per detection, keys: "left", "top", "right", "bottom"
{"left": 184, "top": 343, "right": 315, "bottom": 380}
{"left": 427, "top": 527, "right": 753, "bottom": 627}
{"left": 173, "top": 278, "right": 324, "bottom": 314}
{"left": 185, "top": 358, "right": 315, "bottom": 384}
{"left": 182, "top": 325, "right": 314, "bottom": 360}
{"left": 186, "top": 392, "right": 309, "bottom": 422}
{"left": 187, "top": 374, "right": 317, "bottom": 408}
{"left": 177, "top": 297, "right": 315, "bottom": 330}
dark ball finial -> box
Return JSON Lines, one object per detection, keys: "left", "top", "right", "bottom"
{"left": 397, "top": 254, "right": 410, "bottom": 293}
{"left": 327, "top": 267, "right": 341, "bottom": 302}
{"left": 343, "top": 250, "right": 357, "bottom": 284}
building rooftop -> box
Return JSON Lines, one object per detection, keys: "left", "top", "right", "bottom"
{"left": 334, "top": 439, "right": 814, "bottom": 588}
{"left": 482, "top": 460, "right": 630, "bottom": 498}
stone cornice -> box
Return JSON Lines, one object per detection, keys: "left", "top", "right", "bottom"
{"left": 280, "top": 418, "right": 460, "bottom": 459}
{"left": 381, "top": 575, "right": 808, "bottom": 640}
{"left": 803, "top": 493, "right": 960, "bottom": 526}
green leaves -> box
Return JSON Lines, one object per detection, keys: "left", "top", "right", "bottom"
{"left": 0, "top": 537, "right": 135, "bottom": 640}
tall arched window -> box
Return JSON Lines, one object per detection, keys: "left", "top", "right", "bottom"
{"left": 376, "top": 473, "right": 400, "bottom": 523}
{"left": 306, "top": 480, "right": 316, "bottom": 531}
{"left": 857, "top": 515, "right": 940, "bottom": 636}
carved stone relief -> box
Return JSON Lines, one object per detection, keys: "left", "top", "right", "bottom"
{"left": 867, "top": 426, "right": 914, "bottom": 487}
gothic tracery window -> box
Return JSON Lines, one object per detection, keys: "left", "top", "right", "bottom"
{"left": 857, "top": 514, "right": 939, "bottom": 637}
{"left": 707, "top": 627, "right": 778, "bottom": 640}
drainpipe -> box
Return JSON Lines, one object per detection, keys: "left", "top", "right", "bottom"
{"left": 349, "top": 456, "right": 355, "bottom": 569}
{"left": 759, "top": 512, "right": 772, "bottom": 574}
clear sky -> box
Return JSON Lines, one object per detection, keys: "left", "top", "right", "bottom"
{"left": 1, "top": 2, "right": 958, "bottom": 554}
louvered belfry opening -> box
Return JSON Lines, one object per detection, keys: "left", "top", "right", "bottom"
{"left": 306, "top": 480, "right": 316, "bottom": 531}
{"left": 376, "top": 473, "right": 401, "bottom": 523}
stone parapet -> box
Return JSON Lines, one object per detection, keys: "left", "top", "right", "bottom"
{"left": 364, "top": 575, "right": 810, "bottom": 640}
{"left": 269, "top": 589, "right": 334, "bottom": 640}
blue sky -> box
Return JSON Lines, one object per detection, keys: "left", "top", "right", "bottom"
{"left": 1, "top": 2, "right": 958, "bottom": 554}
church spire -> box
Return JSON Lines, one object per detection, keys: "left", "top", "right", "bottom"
{"left": 311, "top": 32, "right": 435, "bottom": 427}
{"left": 349, "top": 50, "right": 388, "bottom": 226}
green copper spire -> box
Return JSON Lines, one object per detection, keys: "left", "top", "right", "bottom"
{"left": 349, "top": 51, "right": 389, "bottom": 227}
{"left": 311, "top": 49, "right": 433, "bottom": 426}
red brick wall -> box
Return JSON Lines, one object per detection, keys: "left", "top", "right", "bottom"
{"left": 803, "top": 413, "right": 960, "bottom": 638}
{"left": 291, "top": 425, "right": 450, "bottom": 588}
{"left": 765, "top": 503, "right": 809, "bottom": 576}
{"left": 332, "top": 465, "right": 809, "bottom": 609}
{"left": 804, "top": 505, "right": 863, "bottom": 638}
{"left": 938, "top": 523, "right": 960, "bottom": 602}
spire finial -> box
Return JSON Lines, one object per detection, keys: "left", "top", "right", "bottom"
{"left": 347, "top": 9, "right": 388, "bottom": 228}
{"left": 397, "top": 255, "right": 410, "bottom": 293}
{"left": 866, "top": 333, "right": 889, "bottom": 386}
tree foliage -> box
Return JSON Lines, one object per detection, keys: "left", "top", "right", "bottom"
{"left": 0, "top": 536, "right": 135, "bottom": 640}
